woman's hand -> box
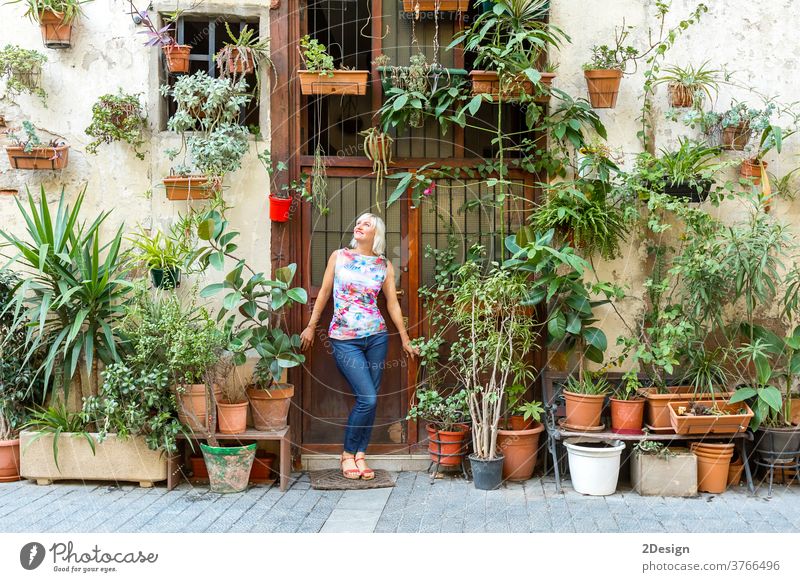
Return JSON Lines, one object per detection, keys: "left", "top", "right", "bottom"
{"left": 402, "top": 338, "right": 420, "bottom": 360}
{"left": 300, "top": 325, "right": 315, "bottom": 351}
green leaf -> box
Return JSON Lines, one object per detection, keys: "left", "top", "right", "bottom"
{"left": 467, "top": 95, "right": 483, "bottom": 116}
{"left": 547, "top": 311, "right": 566, "bottom": 340}
{"left": 583, "top": 327, "right": 607, "bottom": 351}
{"left": 565, "top": 312, "right": 581, "bottom": 335}
{"left": 760, "top": 386, "right": 783, "bottom": 412}
{"left": 200, "top": 283, "right": 226, "bottom": 298}
{"left": 209, "top": 251, "right": 225, "bottom": 270}
{"left": 729, "top": 387, "right": 757, "bottom": 403}
{"left": 287, "top": 287, "right": 308, "bottom": 304}
{"left": 197, "top": 218, "right": 215, "bottom": 241}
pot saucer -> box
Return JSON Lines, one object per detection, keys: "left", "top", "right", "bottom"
{"left": 558, "top": 418, "right": 605, "bottom": 432}
{"left": 644, "top": 423, "right": 676, "bottom": 434}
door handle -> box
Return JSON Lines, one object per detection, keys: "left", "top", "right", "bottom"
{"left": 395, "top": 289, "right": 405, "bottom": 297}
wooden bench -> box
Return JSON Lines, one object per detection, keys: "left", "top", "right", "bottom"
{"left": 541, "top": 371, "right": 755, "bottom": 494}
{"left": 168, "top": 427, "right": 291, "bottom": 492}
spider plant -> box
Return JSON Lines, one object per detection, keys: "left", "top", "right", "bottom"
{"left": 657, "top": 138, "right": 721, "bottom": 186}
{"left": 654, "top": 61, "right": 721, "bottom": 107}
{"left": 7, "top": 0, "right": 93, "bottom": 24}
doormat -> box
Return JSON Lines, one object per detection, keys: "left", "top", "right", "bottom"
{"left": 309, "top": 469, "right": 395, "bottom": 490}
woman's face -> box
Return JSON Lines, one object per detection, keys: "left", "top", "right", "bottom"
{"left": 353, "top": 215, "right": 375, "bottom": 246}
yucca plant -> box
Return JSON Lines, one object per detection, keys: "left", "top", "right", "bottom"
{"left": 0, "top": 187, "right": 133, "bottom": 403}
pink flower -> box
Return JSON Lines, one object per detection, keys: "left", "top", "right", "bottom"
{"left": 423, "top": 181, "right": 436, "bottom": 196}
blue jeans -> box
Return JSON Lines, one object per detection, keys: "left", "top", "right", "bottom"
{"left": 330, "top": 331, "right": 389, "bottom": 454}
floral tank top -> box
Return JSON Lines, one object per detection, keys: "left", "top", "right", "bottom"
{"left": 328, "top": 248, "right": 388, "bottom": 340}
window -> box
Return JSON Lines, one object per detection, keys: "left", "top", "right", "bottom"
{"left": 162, "top": 16, "right": 261, "bottom": 130}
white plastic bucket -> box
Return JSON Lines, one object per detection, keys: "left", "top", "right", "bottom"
{"left": 565, "top": 438, "right": 626, "bottom": 496}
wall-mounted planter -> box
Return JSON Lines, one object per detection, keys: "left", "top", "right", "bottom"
{"left": 163, "top": 44, "right": 192, "bottom": 74}
{"left": 469, "top": 70, "right": 555, "bottom": 103}
{"left": 402, "top": 0, "right": 469, "bottom": 11}
{"left": 39, "top": 10, "right": 72, "bottom": 49}
{"left": 269, "top": 194, "right": 292, "bottom": 222}
{"left": 218, "top": 46, "right": 255, "bottom": 75}
{"left": 20, "top": 431, "right": 167, "bottom": 487}
{"left": 163, "top": 175, "right": 215, "bottom": 200}
{"left": 668, "top": 400, "right": 754, "bottom": 435}
{"left": 740, "top": 159, "right": 767, "bottom": 185}
{"left": 150, "top": 266, "right": 181, "bottom": 290}
{"left": 667, "top": 82, "right": 694, "bottom": 108}
{"left": 662, "top": 178, "right": 712, "bottom": 203}
{"left": 584, "top": 69, "right": 623, "bottom": 108}
{"left": 632, "top": 448, "right": 697, "bottom": 497}
{"left": 721, "top": 121, "right": 750, "bottom": 150}
{"left": 298, "top": 70, "right": 369, "bottom": 96}
{"left": 6, "top": 145, "right": 69, "bottom": 170}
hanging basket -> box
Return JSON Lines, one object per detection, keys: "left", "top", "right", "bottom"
{"left": 39, "top": 10, "right": 72, "bottom": 49}
{"left": 163, "top": 44, "right": 192, "bottom": 74}
{"left": 6, "top": 145, "right": 69, "bottom": 170}
{"left": 469, "top": 70, "right": 554, "bottom": 103}
{"left": 721, "top": 121, "right": 750, "bottom": 150}
{"left": 163, "top": 175, "right": 216, "bottom": 200}
{"left": 402, "top": 0, "right": 470, "bottom": 11}
{"left": 298, "top": 70, "right": 369, "bottom": 96}
{"left": 584, "top": 69, "right": 623, "bottom": 109}
{"left": 269, "top": 194, "right": 292, "bottom": 222}
{"left": 219, "top": 46, "right": 256, "bottom": 75}
{"left": 668, "top": 83, "right": 694, "bottom": 108}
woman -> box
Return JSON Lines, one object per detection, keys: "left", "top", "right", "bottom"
{"left": 300, "top": 213, "right": 418, "bottom": 480}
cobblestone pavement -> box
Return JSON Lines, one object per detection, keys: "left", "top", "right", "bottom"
{"left": 1, "top": 473, "right": 799, "bottom": 533}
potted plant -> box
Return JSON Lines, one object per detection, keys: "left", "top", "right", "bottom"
{"left": 128, "top": 2, "right": 190, "bottom": 73}
{"left": 740, "top": 123, "right": 796, "bottom": 187}
{"left": 402, "top": 0, "right": 469, "bottom": 12}
{"left": 581, "top": 35, "right": 638, "bottom": 108}
{"left": 561, "top": 373, "right": 609, "bottom": 431}
{"left": 215, "top": 22, "right": 271, "bottom": 79}
{"left": 610, "top": 373, "right": 645, "bottom": 434}
{"left": 653, "top": 61, "right": 720, "bottom": 109}
{"left": 197, "top": 209, "right": 308, "bottom": 432}
{"left": 361, "top": 126, "right": 393, "bottom": 196}
{"left": 257, "top": 149, "right": 306, "bottom": 222}
{"left": 450, "top": 0, "right": 565, "bottom": 104}
{"left": 0, "top": 44, "right": 47, "bottom": 104}
{"left": 631, "top": 440, "right": 697, "bottom": 497}
{"left": 700, "top": 101, "right": 775, "bottom": 151}
{"left": 8, "top": 0, "right": 93, "bottom": 49}
{"left": 652, "top": 138, "right": 722, "bottom": 203}
{"left": 129, "top": 226, "right": 194, "bottom": 289}
{"left": 84, "top": 91, "right": 147, "bottom": 160}
{"left": 217, "top": 380, "right": 249, "bottom": 435}
{"left": 5, "top": 120, "right": 69, "bottom": 170}
{"left": 447, "top": 259, "right": 539, "bottom": 490}
{"left": 407, "top": 388, "right": 471, "bottom": 468}
{"left": 497, "top": 397, "right": 544, "bottom": 481}
{"left": 160, "top": 71, "right": 252, "bottom": 198}
{"left": 297, "top": 35, "right": 369, "bottom": 96}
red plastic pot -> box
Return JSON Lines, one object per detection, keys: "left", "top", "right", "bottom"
{"left": 269, "top": 194, "right": 292, "bottom": 222}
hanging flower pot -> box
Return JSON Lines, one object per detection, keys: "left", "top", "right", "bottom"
{"left": 0, "top": 438, "right": 21, "bottom": 483}
{"left": 6, "top": 145, "right": 69, "bottom": 170}
{"left": 402, "top": 0, "right": 469, "bottom": 11}
{"left": 162, "top": 44, "right": 192, "bottom": 74}
{"left": 200, "top": 442, "right": 257, "bottom": 493}
{"left": 269, "top": 194, "right": 292, "bottom": 222}
{"left": 469, "top": 70, "right": 554, "bottom": 103}
{"left": 667, "top": 82, "right": 694, "bottom": 108}
{"left": 425, "top": 423, "right": 470, "bottom": 466}
{"left": 298, "top": 70, "right": 369, "bottom": 96}
{"left": 584, "top": 69, "right": 623, "bottom": 108}
{"left": 217, "top": 46, "right": 255, "bottom": 75}
{"left": 740, "top": 159, "right": 767, "bottom": 186}
{"left": 39, "top": 10, "right": 72, "bottom": 49}
{"left": 247, "top": 383, "right": 294, "bottom": 431}
{"left": 163, "top": 175, "right": 215, "bottom": 200}
{"left": 217, "top": 400, "right": 249, "bottom": 434}
{"left": 150, "top": 266, "right": 181, "bottom": 290}
{"left": 721, "top": 121, "right": 750, "bottom": 150}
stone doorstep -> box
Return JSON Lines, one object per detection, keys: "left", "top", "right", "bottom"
{"left": 301, "top": 453, "right": 439, "bottom": 472}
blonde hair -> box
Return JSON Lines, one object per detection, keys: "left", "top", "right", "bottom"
{"left": 350, "top": 213, "right": 386, "bottom": 256}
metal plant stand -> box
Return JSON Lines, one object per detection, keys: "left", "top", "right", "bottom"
{"left": 426, "top": 430, "right": 470, "bottom": 483}
{"left": 751, "top": 430, "right": 800, "bottom": 497}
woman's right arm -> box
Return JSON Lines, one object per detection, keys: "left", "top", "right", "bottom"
{"left": 300, "top": 250, "right": 338, "bottom": 351}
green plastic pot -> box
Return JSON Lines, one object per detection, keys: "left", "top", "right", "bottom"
{"left": 200, "top": 443, "right": 257, "bottom": 493}
{"left": 150, "top": 267, "right": 181, "bottom": 289}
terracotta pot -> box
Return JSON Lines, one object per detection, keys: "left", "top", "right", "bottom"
{"left": 727, "top": 454, "right": 744, "bottom": 487}
{"left": 643, "top": 387, "right": 695, "bottom": 430}
{"left": 298, "top": 70, "right": 369, "bottom": 96}
{"left": 563, "top": 390, "right": 606, "bottom": 429}
{"left": 584, "top": 69, "right": 623, "bottom": 108}
{"left": 402, "top": 0, "right": 469, "bottom": 11}
{"left": 694, "top": 447, "right": 733, "bottom": 494}
{"left": 163, "top": 175, "right": 215, "bottom": 200}
{"left": 610, "top": 398, "right": 645, "bottom": 434}
{"left": 364, "top": 132, "right": 393, "bottom": 165}
{"left": 668, "top": 82, "right": 694, "bottom": 108}
{"left": 6, "top": 145, "right": 69, "bottom": 170}
{"left": 690, "top": 442, "right": 735, "bottom": 455}
{"left": 496, "top": 422, "right": 545, "bottom": 481}
{"left": 39, "top": 10, "right": 72, "bottom": 49}
{"left": 469, "top": 70, "right": 555, "bottom": 103}
{"left": 425, "top": 423, "right": 470, "bottom": 466}
{"left": 247, "top": 384, "right": 294, "bottom": 431}
{"left": 509, "top": 415, "right": 534, "bottom": 431}
{"left": 721, "top": 121, "right": 750, "bottom": 151}
{"left": 269, "top": 194, "right": 292, "bottom": 222}
{"left": 163, "top": 44, "right": 191, "bottom": 74}
{"left": 176, "top": 384, "right": 222, "bottom": 432}
{"left": 221, "top": 47, "right": 255, "bottom": 74}
{"left": 217, "top": 400, "right": 249, "bottom": 434}
{"left": 669, "top": 400, "right": 754, "bottom": 435}
{"left": 0, "top": 438, "right": 21, "bottom": 482}
{"left": 740, "top": 159, "right": 767, "bottom": 186}
{"left": 792, "top": 399, "right": 800, "bottom": 425}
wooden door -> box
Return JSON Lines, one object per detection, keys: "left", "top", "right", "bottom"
{"left": 300, "top": 169, "right": 415, "bottom": 453}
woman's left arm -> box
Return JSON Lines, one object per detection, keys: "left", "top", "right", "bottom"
{"left": 383, "top": 261, "right": 419, "bottom": 359}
